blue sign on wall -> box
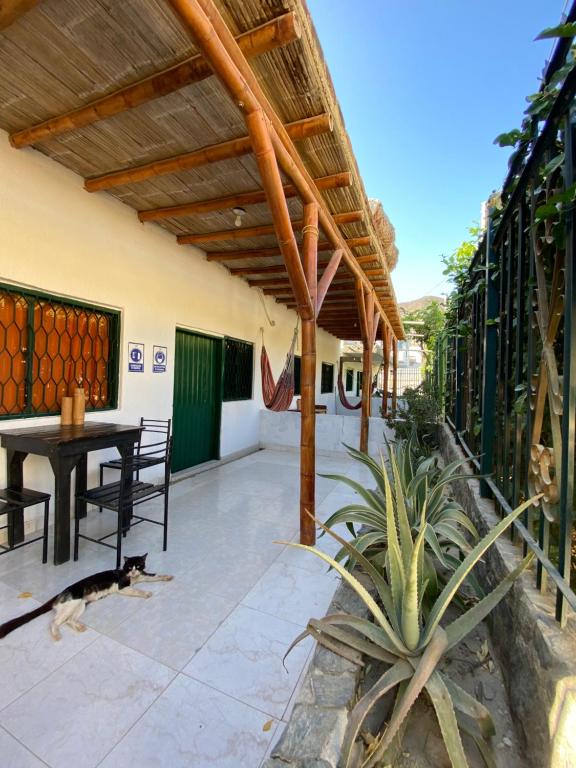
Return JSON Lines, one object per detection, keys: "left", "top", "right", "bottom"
{"left": 153, "top": 345, "right": 167, "bottom": 373}
{"left": 128, "top": 342, "right": 144, "bottom": 372}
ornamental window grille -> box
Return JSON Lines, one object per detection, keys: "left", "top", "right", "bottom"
{"left": 321, "top": 362, "right": 334, "bottom": 394}
{"left": 0, "top": 285, "right": 120, "bottom": 418}
{"left": 223, "top": 337, "right": 253, "bottom": 401}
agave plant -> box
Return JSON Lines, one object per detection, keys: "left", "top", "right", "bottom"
{"left": 320, "top": 436, "right": 479, "bottom": 597}
{"left": 284, "top": 482, "right": 538, "bottom": 768}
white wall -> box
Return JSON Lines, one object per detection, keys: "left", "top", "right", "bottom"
{"left": 260, "top": 411, "right": 394, "bottom": 457}
{"left": 0, "top": 131, "right": 340, "bottom": 510}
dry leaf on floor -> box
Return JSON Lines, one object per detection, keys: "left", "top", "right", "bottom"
{"left": 262, "top": 719, "right": 274, "bottom": 732}
{"left": 18, "top": 592, "right": 33, "bottom": 599}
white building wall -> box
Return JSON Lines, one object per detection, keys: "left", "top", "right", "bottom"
{"left": 0, "top": 132, "right": 340, "bottom": 509}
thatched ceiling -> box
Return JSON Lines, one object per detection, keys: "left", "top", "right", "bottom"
{"left": 0, "top": 0, "right": 403, "bottom": 341}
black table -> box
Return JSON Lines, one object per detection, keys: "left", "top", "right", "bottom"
{"left": 0, "top": 422, "right": 142, "bottom": 565}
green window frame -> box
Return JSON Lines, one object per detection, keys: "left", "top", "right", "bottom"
{"left": 321, "top": 362, "right": 334, "bottom": 394}
{"left": 223, "top": 336, "right": 253, "bottom": 401}
{"left": 0, "top": 283, "right": 120, "bottom": 419}
{"left": 294, "top": 355, "right": 301, "bottom": 397}
{"left": 345, "top": 368, "right": 354, "bottom": 391}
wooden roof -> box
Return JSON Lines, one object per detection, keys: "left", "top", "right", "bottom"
{"left": 0, "top": 0, "right": 404, "bottom": 341}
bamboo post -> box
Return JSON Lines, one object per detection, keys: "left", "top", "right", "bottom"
{"left": 392, "top": 336, "right": 398, "bottom": 414}
{"left": 382, "top": 325, "right": 390, "bottom": 417}
{"left": 300, "top": 202, "right": 319, "bottom": 546}
{"left": 360, "top": 291, "right": 374, "bottom": 453}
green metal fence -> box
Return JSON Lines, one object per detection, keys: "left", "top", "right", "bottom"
{"left": 440, "top": 16, "right": 576, "bottom": 624}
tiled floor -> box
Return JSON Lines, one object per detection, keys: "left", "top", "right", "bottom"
{"left": 0, "top": 448, "right": 370, "bottom": 768}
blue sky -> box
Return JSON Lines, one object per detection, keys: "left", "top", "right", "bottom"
{"left": 307, "top": 0, "right": 567, "bottom": 302}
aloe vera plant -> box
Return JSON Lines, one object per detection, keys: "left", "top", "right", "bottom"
{"left": 284, "top": 484, "right": 538, "bottom": 768}
{"left": 321, "top": 436, "right": 479, "bottom": 597}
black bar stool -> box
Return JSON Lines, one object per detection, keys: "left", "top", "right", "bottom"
{"left": 0, "top": 488, "right": 50, "bottom": 563}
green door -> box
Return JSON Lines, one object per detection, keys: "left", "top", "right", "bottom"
{"left": 172, "top": 329, "right": 222, "bottom": 472}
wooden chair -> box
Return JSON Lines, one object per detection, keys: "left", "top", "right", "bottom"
{"left": 75, "top": 436, "right": 172, "bottom": 568}
{"left": 99, "top": 418, "right": 171, "bottom": 483}
{"left": 0, "top": 488, "right": 50, "bottom": 563}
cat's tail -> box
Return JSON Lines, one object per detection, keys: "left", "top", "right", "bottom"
{"left": 0, "top": 598, "right": 54, "bottom": 639}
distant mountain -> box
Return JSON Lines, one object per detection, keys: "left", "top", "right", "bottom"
{"left": 398, "top": 296, "right": 444, "bottom": 316}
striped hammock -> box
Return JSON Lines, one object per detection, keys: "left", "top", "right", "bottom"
{"left": 261, "top": 328, "right": 298, "bottom": 411}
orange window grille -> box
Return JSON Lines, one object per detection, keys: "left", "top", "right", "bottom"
{"left": 0, "top": 287, "right": 120, "bottom": 418}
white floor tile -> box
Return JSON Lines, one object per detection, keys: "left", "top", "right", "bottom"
{"left": 0, "top": 636, "right": 175, "bottom": 768}
{"left": 99, "top": 674, "right": 276, "bottom": 768}
{"left": 184, "top": 604, "right": 312, "bottom": 718}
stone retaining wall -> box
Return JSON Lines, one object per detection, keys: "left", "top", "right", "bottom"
{"left": 439, "top": 423, "right": 576, "bottom": 768}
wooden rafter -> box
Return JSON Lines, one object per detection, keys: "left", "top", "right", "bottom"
{"left": 138, "top": 171, "right": 351, "bottom": 222}
{"left": 203, "top": 237, "right": 370, "bottom": 260}
{"left": 177, "top": 211, "right": 362, "bottom": 244}
{"left": 85, "top": 113, "right": 332, "bottom": 192}
{"left": 0, "top": 0, "right": 39, "bottom": 31}
{"left": 10, "top": 12, "right": 301, "bottom": 148}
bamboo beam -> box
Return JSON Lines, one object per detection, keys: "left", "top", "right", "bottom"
{"left": 205, "top": 237, "right": 368, "bottom": 261}
{"left": 85, "top": 113, "right": 331, "bottom": 192}
{"left": 207, "top": 242, "right": 331, "bottom": 261}
{"left": 266, "top": 282, "right": 351, "bottom": 298}
{"left": 249, "top": 276, "right": 353, "bottom": 289}
{"left": 138, "top": 171, "right": 351, "bottom": 222}
{"left": 356, "top": 254, "right": 379, "bottom": 265}
{"left": 246, "top": 109, "right": 313, "bottom": 321}
{"left": 10, "top": 12, "right": 301, "bottom": 148}
{"left": 316, "top": 249, "right": 344, "bottom": 316}
{"left": 168, "top": 0, "right": 398, "bottom": 339}
{"left": 177, "top": 211, "right": 362, "bottom": 244}
{"left": 0, "top": 0, "right": 39, "bottom": 31}
{"left": 300, "top": 202, "right": 319, "bottom": 546}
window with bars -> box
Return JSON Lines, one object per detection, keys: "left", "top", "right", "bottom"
{"left": 321, "top": 362, "right": 334, "bottom": 394}
{"left": 294, "top": 355, "right": 301, "bottom": 397}
{"left": 223, "top": 337, "right": 253, "bottom": 401}
{"left": 345, "top": 368, "right": 354, "bottom": 392}
{"left": 0, "top": 285, "right": 120, "bottom": 418}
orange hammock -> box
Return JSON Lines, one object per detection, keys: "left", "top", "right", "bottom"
{"left": 261, "top": 327, "right": 298, "bottom": 411}
{"left": 337, "top": 359, "right": 381, "bottom": 410}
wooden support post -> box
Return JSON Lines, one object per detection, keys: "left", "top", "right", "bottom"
{"left": 300, "top": 202, "right": 319, "bottom": 546}
{"left": 392, "top": 336, "right": 398, "bottom": 414}
{"left": 360, "top": 291, "right": 375, "bottom": 452}
{"left": 382, "top": 325, "right": 390, "bottom": 417}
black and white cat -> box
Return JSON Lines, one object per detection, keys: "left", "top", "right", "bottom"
{"left": 0, "top": 554, "right": 173, "bottom": 641}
